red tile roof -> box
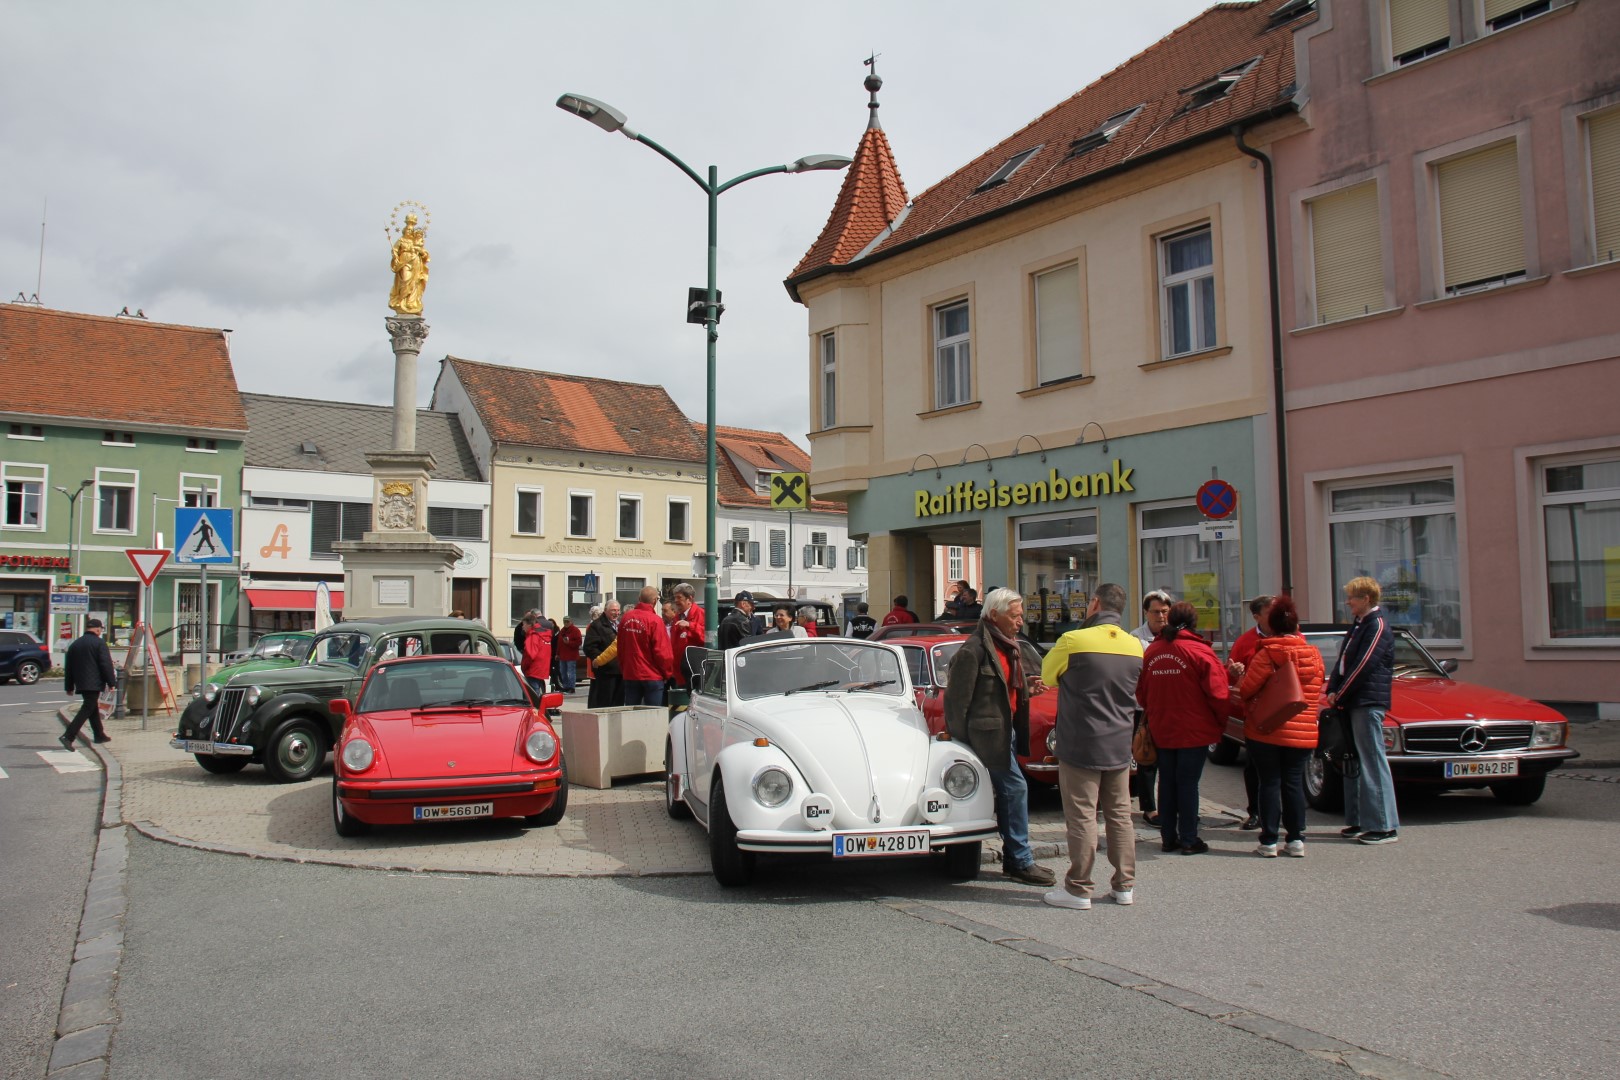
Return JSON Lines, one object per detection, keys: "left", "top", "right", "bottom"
{"left": 789, "top": 123, "right": 910, "bottom": 280}
{"left": 0, "top": 304, "right": 246, "bottom": 432}
{"left": 788, "top": 1, "right": 1308, "bottom": 292}
{"left": 702, "top": 422, "right": 844, "bottom": 512}
{"left": 444, "top": 356, "right": 704, "bottom": 462}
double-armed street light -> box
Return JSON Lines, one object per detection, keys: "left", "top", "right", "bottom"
{"left": 55, "top": 478, "right": 94, "bottom": 575}
{"left": 555, "top": 92, "right": 851, "bottom": 645}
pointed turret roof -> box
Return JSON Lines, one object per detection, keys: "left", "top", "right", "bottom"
{"left": 786, "top": 68, "right": 909, "bottom": 288}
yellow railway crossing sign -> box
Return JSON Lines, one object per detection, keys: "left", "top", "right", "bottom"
{"left": 769, "top": 472, "right": 809, "bottom": 511}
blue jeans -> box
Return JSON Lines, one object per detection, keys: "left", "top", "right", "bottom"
{"left": 989, "top": 732, "right": 1034, "bottom": 870}
{"left": 557, "top": 660, "right": 577, "bottom": 693}
{"left": 1344, "top": 706, "right": 1399, "bottom": 832}
{"left": 1156, "top": 746, "right": 1207, "bottom": 846}
{"left": 525, "top": 676, "right": 547, "bottom": 697}
{"left": 1248, "top": 741, "right": 1310, "bottom": 845}
{"left": 623, "top": 679, "right": 665, "bottom": 707}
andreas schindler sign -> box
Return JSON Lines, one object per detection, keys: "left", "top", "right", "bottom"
{"left": 914, "top": 462, "right": 1135, "bottom": 519}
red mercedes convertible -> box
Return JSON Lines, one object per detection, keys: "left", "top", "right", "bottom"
{"left": 330, "top": 654, "right": 568, "bottom": 836}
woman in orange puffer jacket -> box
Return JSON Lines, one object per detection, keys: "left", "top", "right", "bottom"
{"left": 1238, "top": 594, "right": 1324, "bottom": 858}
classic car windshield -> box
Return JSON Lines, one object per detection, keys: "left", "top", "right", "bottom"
{"left": 734, "top": 640, "right": 905, "bottom": 701}
{"left": 1303, "top": 631, "right": 1447, "bottom": 679}
{"left": 308, "top": 631, "right": 371, "bottom": 668}
{"left": 358, "top": 659, "right": 531, "bottom": 712}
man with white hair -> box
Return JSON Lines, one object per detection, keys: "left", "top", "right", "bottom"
{"left": 943, "top": 588, "right": 1055, "bottom": 887}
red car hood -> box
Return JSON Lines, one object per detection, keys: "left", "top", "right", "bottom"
{"left": 361, "top": 705, "right": 534, "bottom": 778}
{"left": 1391, "top": 677, "right": 1564, "bottom": 724}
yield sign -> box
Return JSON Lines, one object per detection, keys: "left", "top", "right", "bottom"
{"left": 125, "top": 548, "right": 170, "bottom": 586}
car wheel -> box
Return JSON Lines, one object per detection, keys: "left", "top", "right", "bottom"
{"left": 665, "top": 736, "right": 692, "bottom": 820}
{"left": 332, "top": 776, "right": 370, "bottom": 837}
{"left": 195, "top": 754, "right": 249, "bottom": 775}
{"left": 1304, "top": 750, "right": 1344, "bottom": 812}
{"left": 1208, "top": 737, "right": 1241, "bottom": 766}
{"left": 708, "top": 775, "right": 755, "bottom": 887}
{"left": 939, "top": 841, "right": 982, "bottom": 882}
{"left": 263, "top": 718, "right": 325, "bottom": 783}
{"left": 525, "top": 756, "right": 569, "bottom": 827}
{"left": 15, "top": 660, "right": 41, "bottom": 685}
{"left": 1489, "top": 774, "right": 1546, "bottom": 806}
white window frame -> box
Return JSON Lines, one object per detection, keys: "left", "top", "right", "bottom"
{"left": 932, "top": 299, "right": 973, "bottom": 410}
{"left": 667, "top": 498, "right": 692, "bottom": 544}
{"left": 1523, "top": 442, "right": 1620, "bottom": 648}
{"left": 807, "top": 530, "right": 834, "bottom": 571}
{"left": 851, "top": 542, "right": 868, "bottom": 570}
{"left": 616, "top": 493, "right": 642, "bottom": 542}
{"left": 184, "top": 437, "right": 218, "bottom": 454}
{"left": 1032, "top": 259, "right": 1085, "bottom": 386}
{"left": 180, "top": 473, "right": 221, "bottom": 509}
{"left": 567, "top": 490, "right": 594, "bottom": 540}
{"left": 2, "top": 462, "right": 47, "bottom": 531}
{"left": 7, "top": 424, "right": 43, "bottom": 441}
{"left": 727, "top": 526, "right": 750, "bottom": 566}
{"left": 1158, "top": 225, "right": 1218, "bottom": 358}
{"left": 101, "top": 430, "right": 136, "bottom": 448}
{"left": 819, "top": 330, "right": 837, "bottom": 429}
{"left": 514, "top": 486, "right": 544, "bottom": 536}
{"left": 948, "top": 546, "right": 964, "bottom": 582}
{"left": 93, "top": 468, "right": 138, "bottom": 535}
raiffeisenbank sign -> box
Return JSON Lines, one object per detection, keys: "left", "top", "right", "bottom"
{"left": 914, "top": 461, "right": 1135, "bottom": 518}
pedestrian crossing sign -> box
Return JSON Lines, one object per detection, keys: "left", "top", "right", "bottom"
{"left": 174, "top": 507, "right": 235, "bottom": 564}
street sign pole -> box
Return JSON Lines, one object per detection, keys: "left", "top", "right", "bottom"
{"left": 787, "top": 509, "right": 794, "bottom": 602}
{"left": 1212, "top": 468, "right": 1225, "bottom": 658}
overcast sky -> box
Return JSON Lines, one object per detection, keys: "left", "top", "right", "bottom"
{"left": 5, "top": 0, "right": 1216, "bottom": 447}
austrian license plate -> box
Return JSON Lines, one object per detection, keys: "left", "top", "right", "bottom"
{"left": 832, "top": 828, "right": 931, "bottom": 858}
{"left": 181, "top": 740, "right": 218, "bottom": 754}
{"left": 1444, "top": 759, "right": 1520, "bottom": 779}
{"left": 413, "top": 802, "right": 495, "bottom": 821}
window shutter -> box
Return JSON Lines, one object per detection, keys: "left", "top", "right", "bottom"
{"left": 1389, "top": 0, "right": 1449, "bottom": 58}
{"left": 1437, "top": 141, "right": 1524, "bottom": 291}
{"left": 770, "top": 530, "right": 786, "bottom": 568}
{"left": 1034, "top": 262, "right": 1083, "bottom": 383}
{"left": 722, "top": 544, "right": 732, "bottom": 568}
{"left": 748, "top": 541, "right": 760, "bottom": 566}
{"left": 1482, "top": 0, "right": 1526, "bottom": 19}
{"left": 1310, "top": 182, "right": 1384, "bottom": 323}
{"left": 1589, "top": 108, "right": 1620, "bottom": 263}
{"left": 846, "top": 546, "right": 855, "bottom": 570}
{"left": 311, "top": 501, "right": 339, "bottom": 555}
{"left": 802, "top": 545, "right": 813, "bottom": 569}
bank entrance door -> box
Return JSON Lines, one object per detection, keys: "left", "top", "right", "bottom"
{"left": 1015, "top": 510, "right": 1098, "bottom": 644}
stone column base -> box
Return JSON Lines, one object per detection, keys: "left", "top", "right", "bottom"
{"left": 334, "top": 539, "right": 463, "bottom": 620}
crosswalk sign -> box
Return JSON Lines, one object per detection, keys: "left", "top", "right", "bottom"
{"left": 769, "top": 472, "right": 808, "bottom": 511}
{"left": 174, "top": 507, "right": 235, "bottom": 564}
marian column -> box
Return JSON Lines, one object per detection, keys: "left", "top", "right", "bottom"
{"left": 334, "top": 203, "right": 463, "bottom": 617}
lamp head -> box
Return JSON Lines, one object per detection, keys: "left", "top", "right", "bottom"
{"left": 788, "top": 154, "right": 853, "bottom": 173}
{"left": 556, "top": 93, "right": 636, "bottom": 138}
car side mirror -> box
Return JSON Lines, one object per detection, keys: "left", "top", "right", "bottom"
{"left": 330, "top": 699, "right": 351, "bottom": 719}
{"left": 540, "top": 691, "right": 565, "bottom": 711}
{"left": 1440, "top": 658, "right": 1458, "bottom": 674}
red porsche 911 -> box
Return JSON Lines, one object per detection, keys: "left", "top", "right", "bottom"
{"left": 330, "top": 654, "right": 567, "bottom": 836}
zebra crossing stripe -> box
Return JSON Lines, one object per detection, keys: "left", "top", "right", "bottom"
{"left": 38, "top": 750, "right": 99, "bottom": 773}
{"left": 0, "top": 763, "right": 8, "bottom": 779}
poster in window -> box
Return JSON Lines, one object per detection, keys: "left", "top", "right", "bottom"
{"left": 1024, "top": 592, "right": 1044, "bottom": 623}
{"left": 1606, "top": 546, "right": 1620, "bottom": 620}
{"left": 1376, "top": 560, "right": 1423, "bottom": 630}
{"left": 1182, "top": 572, "right": 1219, "bottom": 631}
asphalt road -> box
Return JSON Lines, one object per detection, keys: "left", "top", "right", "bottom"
{"left": 0, "top": 683, "right": 102, "bottom": 1080}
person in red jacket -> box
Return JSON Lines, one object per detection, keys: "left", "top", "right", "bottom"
{"left": 669, "top": 582, "right": 705, "bottom": 689}
{"left": 1237, "top": 595, "right": 1324, "bottom": 858}
{"left": 554, "top": 616, "right": 583, "bottom": 694}
{"left": 520, "top": 611, "right": 553, "bottom": 695}
{"left": 1137, "top": 601, "right": 1229, "bottom": 855}
{"left": 1226, "top": 594, "right": 1273, "bottom": 830}
{"left": 617, "top": 586, "right": 673, "bottom": 706}
{"left": 881, "top": 596, "right": 919, "bottom": 626}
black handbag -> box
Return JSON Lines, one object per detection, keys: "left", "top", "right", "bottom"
{"left": 1316, "top": 706, "right": 1360, "bottom": 778}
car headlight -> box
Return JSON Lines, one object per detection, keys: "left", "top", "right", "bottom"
{"left": 1383, "top": 724, "right": 1400, "bottom": 752}
{"left": 202, "top": 683, "right": 219, "bottom": 703}
{"left": 525, "top": 728, "right": 558, "bottom": 764}
{"left": 1532, "top": 721, "right": 1566, "bottom": 748}
{"left": 943, "top": 761, "right": 978, "bottom": 799}
{"left": 246, "top": 685, "right": 264, "bottom": 707}
{"left": 752, "top": 767, "right": 793, "bottom": 808}
{"left": 341, "top": 738, "right": 374, "bottom": 772}
{"left": 1047, "top": 730, "right": 1057, "bottom": 755}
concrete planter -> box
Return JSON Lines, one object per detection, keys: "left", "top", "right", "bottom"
{"left": 559, "top": 706, "right": 668, "bottom": 789}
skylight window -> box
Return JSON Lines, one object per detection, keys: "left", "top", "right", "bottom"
{"left": 1181, "top": 58, "right": 1260, "bottom": 110}
{"left": 1068, "top": 106, "right": 1144, "bottom": 158}
{"left": 975, "top": 145, "right": 1043, "bottom": 192}
{"left": 1267, "top": 0, "right": 1316, "bottom": 26}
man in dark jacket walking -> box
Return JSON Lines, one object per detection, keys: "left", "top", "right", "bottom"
{"left": 1040, "top": 583, "right": 1144, "bottom": 909}
{"left": 1325, "top": 576, "right": 1399, "bottom": 844}
{"left": 718, "top": 592, "right": 756, "bottom": 651}
{"left": 943, "top": 589, "right": 1055, "bottom": 888}
{"left": 62, "top": 618, "right": 117, "bottom": 747}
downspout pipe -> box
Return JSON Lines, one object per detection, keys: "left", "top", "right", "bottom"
{"left": 1232, "top": 124, "right": 1293, "bottom": 596}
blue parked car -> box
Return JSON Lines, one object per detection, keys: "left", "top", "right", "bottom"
{"left": 0, "top": 629, "right": 51, "bottom": 685}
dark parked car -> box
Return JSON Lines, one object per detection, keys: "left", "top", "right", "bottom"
{"left": 170, "top": 616, "right": 503, "bottom": 783}
{"left": 0, "top": 629, "right": 51, "bottom": 685}
{"left": 716, "top": 597, "right": 840, "bottom": 637}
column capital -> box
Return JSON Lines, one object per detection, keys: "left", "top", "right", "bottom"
{"left": 385, "top": 314, "right": 431, "bottom": 353}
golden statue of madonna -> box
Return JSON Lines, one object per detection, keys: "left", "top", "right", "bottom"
{"left": 386, "top": 202, "right": 431, "bottom": 315}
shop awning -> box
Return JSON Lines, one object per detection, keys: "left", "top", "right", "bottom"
{"left": 243, "top": 587, "right": 344, "bottom": 612}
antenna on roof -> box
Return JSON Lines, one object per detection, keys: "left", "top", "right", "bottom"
{"left": 35, "top": 198, "right": 46, "bottom": 304}
{"left": 863, "top": 51, "right": 884, "bottom": 131}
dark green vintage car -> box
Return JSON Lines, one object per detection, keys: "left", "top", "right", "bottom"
{"left": 170, "top": 617, "right": 504, "bottom": 782}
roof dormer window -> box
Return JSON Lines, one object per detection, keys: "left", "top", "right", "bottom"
{"left": 1068, "top": 106, "right": 1144, "bottom": 158}
{"left": 975, "top": 145, "right": 1043, "bottom": 193}
{"left": 1181, "top": 58, "right": 1259, "bottom": 110}
{"left": 1267, "top": 0, "right": 1316, "bottom": 27}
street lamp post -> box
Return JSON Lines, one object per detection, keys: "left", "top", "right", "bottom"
{"left": 555, "top": 92, "right": 850, "bottom": 645}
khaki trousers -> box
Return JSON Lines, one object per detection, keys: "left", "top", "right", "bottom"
{"left": 1057, "top": 761, "right": 1136, "bottom": 898}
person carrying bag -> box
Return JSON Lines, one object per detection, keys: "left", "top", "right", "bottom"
{"left": 1236, "top": 596, "right": 1324, "bottom": 857}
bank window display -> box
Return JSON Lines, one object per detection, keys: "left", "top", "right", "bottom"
{"left": 1327, "top": 477, "right": 1461, "bottom": 642}
{"left": 3, "top": 463, "right": 46, "bottom": 529}
{"left": 933, "top": 300, "right": 972, "bottom": 409}
{"left": 1140, "top": 501, "right": 1242, "bottom": 644}
{"left": 1158, "top": 225, "right": 1217, "bottom": 358}
{"left": 1033, "top": 261, "right": 1084, "bottom": 385}
{"left": 1539, "top": 453, "right": 1620, "bottom": 641}
{"left": 509, "top": 575, "right": 543, "bottom": 626}
{"left": 568, "top": 492, "right": 594, "bottom": 539}
{"left": 1016, "top": 511, "right": 1098, "bottom": 644}
{"left": 95, "top": 470, "right": 138, "bottom": 534}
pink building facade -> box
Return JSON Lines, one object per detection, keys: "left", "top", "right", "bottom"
{"left": 1274, "top": 0, "right": 1620, "bottom": 707}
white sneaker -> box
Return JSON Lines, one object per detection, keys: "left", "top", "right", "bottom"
{"left": 1255, "top": 843, "right": 1279, "bottom": 858}
{"left": 1285, "top": 840, "right": 1306, "bottom": 858}
{"left": 1042, "top": 887, "right": 1091, "bottom": 910}
{"left": 1109, "top": 888, "right": 1134, "bottom": 906}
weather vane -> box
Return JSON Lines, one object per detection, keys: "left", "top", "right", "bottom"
{"left": 385, "top": 200, "right": 432, "bottom": 315}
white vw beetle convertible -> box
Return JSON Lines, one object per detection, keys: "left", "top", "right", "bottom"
{"left": 666, "top": 637, "right": 998, "bottom": 886}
